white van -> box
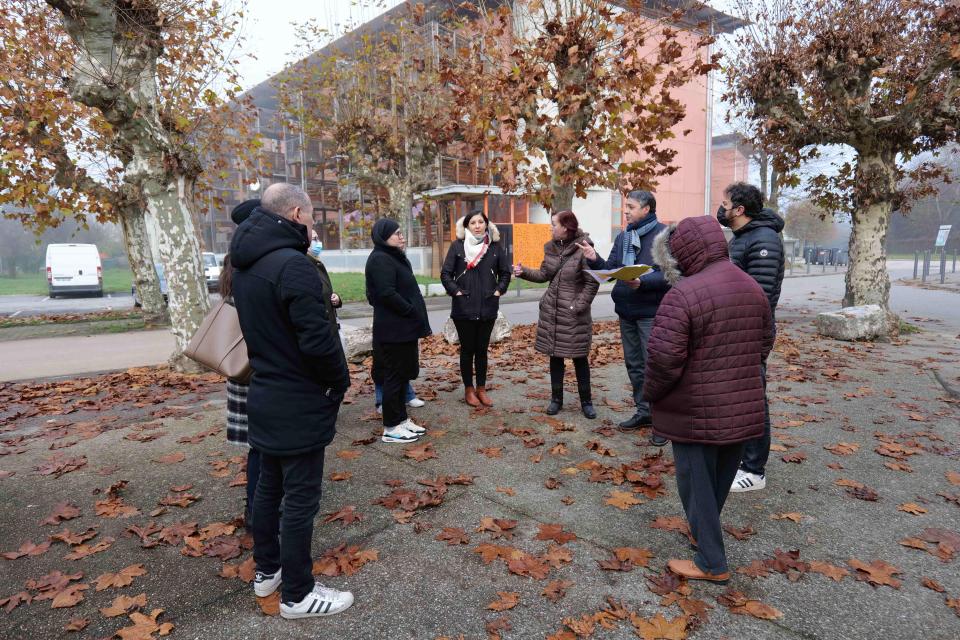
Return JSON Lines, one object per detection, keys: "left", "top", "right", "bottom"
{"left": 45, "top": 243, "right": 103, "bottom": 297}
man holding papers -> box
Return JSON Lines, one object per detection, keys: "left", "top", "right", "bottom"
{"left": 577, "top": 190, "right": 670, "bottom": 443}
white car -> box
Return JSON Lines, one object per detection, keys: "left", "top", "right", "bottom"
{"left": 46, "top": 243, "right": 103, "bottom": 297}
{"left": 203, "top": 252, "right": 221, "bottom": 292}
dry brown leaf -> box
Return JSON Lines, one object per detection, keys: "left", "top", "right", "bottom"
{"left": 100, "top": 593, "right": 148, "bottom": 618}
{"left": 631, "top": 613, "right": 688, "bottom": 640}
{"left": 51, "top": 583, "right": 89, "bottom": 608}
{"left": 435, "top": 527, "right": 470, "bottom": 545}
{"left": 94, "top": 564, "right": 147, "bottom": 591}
{"left": 329, "top": 471, "right": 352, "bottom": 481}
{"left": 542, "top": 579, "right": 573, "bottom": 602}
{"left": 256, "top": 591, "right": 280, "bottom": 616}
{"left": 487, "top": 591, "right": 519, "bottom": 611}
{"left": 153, "top": 452, "right": 185, "bottom": 464}
{"left": 605, "top": 490, "right": 643, "bottom": 510}
{"left": 535, "top": 523, "right": 577, "bottom": 545}
{"left": 65, "top": 617, "right": 89, "bottom": 632}
{"left": 40, "top": 502, "right": 81, "bottom": 526}
{"left": 848, "top": 559, "right": 903, "bottom": 589}
{"left": 403, "top": 442, "right": 438, "bottom": 462}
{"left": 898, "top": 503, "right": 928, "bottom": 515}
{"left": 115, "top": 608, "right": 174, "bottom": 639}
{"left": 808, "top": 561, "right": 849, "bottom": 582}
{"left": 771, "top": 512, "right": 803, "bottom": 523}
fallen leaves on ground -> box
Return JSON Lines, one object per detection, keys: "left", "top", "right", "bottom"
{"left": 716, "top": 589, "right": 783, "bottom": 620}
{"left": 630, "top": 612, "right": 688, "bottom": 640}
{"left": 100, "top": 593, "right": 148, "bottom": 617}
{"left": 848, "top": 559, "right": 903, "bottom": 589}
{"left": 487, "top": 591, "right": 519, "bottom": 611}
{"left": 94, "top": 564, "right": 148, "bottom": 591}
{"left": 39, "top": 502, "right": 80, "bottom": 526}
{"left": 312, "top": 544, "right": 379, "bottom": 577}
{"left": 404, "top": 442, "right": 439, "bottom": 462}
{"left": 323, "top": 505, "right": 363, "bottom": 526}
{"left": 115, "top": 608, "right": 174, "bottom": 639}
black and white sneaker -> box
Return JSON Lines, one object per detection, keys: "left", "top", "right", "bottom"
{"left": 730, "top": 470, "right": 766, "bottom": 493}
{"left": 280, "top": 582, "right": 354, "bottom": 619}
{"left": 399, "top": 418, "right": 426, "bottom": 434}
{"left": 253, "top": 568, "right": 281, "bottom": 597}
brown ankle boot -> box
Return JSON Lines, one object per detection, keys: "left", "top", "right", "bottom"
{"left": 464, "top": 386, "right": 481, "bottom": 407}
{"left": 476, "top": 386, "right": 493, "bottom": 407}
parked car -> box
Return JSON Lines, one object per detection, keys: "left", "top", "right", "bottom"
{"left": 46, "top": 243, "right": 102, "bottom": 297}
{"left": 203, "top": 252, "right": 221, "bottom": 292}
{"left": 132, "top": 263, "right": 168, "bottom": 307}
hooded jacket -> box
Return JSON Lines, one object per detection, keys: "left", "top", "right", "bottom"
{"left": 520, "top": 229, "right": 601, "bottom": 358}
{"left": 440, "top": 218, "right": 512, "bottom": 321}
{"left": 364, "top": 219, "right": 431, "bottom": 344}
{"left": 229, "top": 206, "right": 350, "bottom": 456}
{"left": 728, "top": 208, "right": 785, "bottom": 314}
{"left": 586, "top": 213, "right": 670, "bottom": 320}
{"left": 642, "top": 216, "right": 774, "bottom": 445}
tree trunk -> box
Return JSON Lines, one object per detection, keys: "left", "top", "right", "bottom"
{"left": 119, "top": 206, "right": 165, "bottom": 323}
{"left": 143, "top": 174, "right": 211, "bottom": 370}
{"left": 843, "top": 154, "right": 895, "bottom": 314}
{"left": 387, "top": 181, "right": 415, "bottom": 241}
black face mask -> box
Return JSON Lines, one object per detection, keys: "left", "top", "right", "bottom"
{"left": 716, "top": 205, "right": 732, "bottom": 228}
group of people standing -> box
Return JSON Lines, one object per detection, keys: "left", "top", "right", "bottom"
{"left": 219, "top": 178, "right": 785, "bottom": 622}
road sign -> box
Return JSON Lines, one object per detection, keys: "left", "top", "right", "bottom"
{"left": 935, "top": 225, "right": 951, "bottom": 248}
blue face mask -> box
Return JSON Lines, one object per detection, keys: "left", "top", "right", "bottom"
{"left": 310, "top": 240, "right": 323, "bottom": 256}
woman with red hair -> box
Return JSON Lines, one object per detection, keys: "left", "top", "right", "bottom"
{"left": 514, "top": 210, "right": 600, "bottom": 418}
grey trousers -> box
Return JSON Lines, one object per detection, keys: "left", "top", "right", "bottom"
{"left": 620, "top": 317, "right": 654, "bottom": 412}
{"left": 672, "top": 441, "right": 744, "bottom": 575}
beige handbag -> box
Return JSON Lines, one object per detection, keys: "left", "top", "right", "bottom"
{"left": 185, "top": 300, "right": 252, "bottom": 382}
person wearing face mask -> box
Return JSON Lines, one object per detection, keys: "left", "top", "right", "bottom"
{"left": 229, "top": 183, "right": 354, "bottom": 620}
{"left": 440, "top": 208, "right": 512, "bottom": 407}
{"left": 514, "top": 210, "right": 600, "bottom": 419}
{"left": 576, "top": 190, "right": 670, "bottom": 442}
{"left": 716, "top": 183, "right": 784, "bottom": 494}
{"left": 306, "top": 232, "right": 343, "bottom": 349}
{"left": 364, "top": 219, "right": 432, "bottom": 443}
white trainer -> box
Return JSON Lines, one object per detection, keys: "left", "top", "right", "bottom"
{"left": 730, "top": 469, "right": 766, "bottom": 493}
{"left": 381, "top": 425, "right": 420, "bottom": 443}
{"left": 280, "top": 582, "right": 354, "bottom": 619}
{"left": 253, "top": 568, "right": 281, "bottom": 597}
{"left": 406, "top": 397, "right": 426, "bottom": 408}
{"left": 400, "top": 418, "right": 426, "bottom": 434}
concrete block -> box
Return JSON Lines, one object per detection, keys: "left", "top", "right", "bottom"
{"left": 419, "top": 284, "right": 427, "bottom": 296}
{"left": 815, "top": 305, "right": 887, "bottom": 341}
{"left": 341, "top": 325, "right": 373, "bottom": 363}
{"left": 443, "top": 311, "right": 512, "bottom": 345}
{"left": 426, "top": 283, "right": 446, "bottom": 297}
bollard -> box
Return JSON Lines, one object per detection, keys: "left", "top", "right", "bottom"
{"left": 806, "top": 260, "right": 811, "bottom": 274}
{"left": 822, "top": 258, "right": 826, "bottom": 273}
{"left": 953, "top": 251, "right": 957, "bottom": 273}
{"left": 941, "top": 250, "right": 947, "bottom": 284}
{"left": 913, "top": 251, "right": 919, "bottom": 279}
{"left": 922, "top": 250, "right": 930, "bottom": 282}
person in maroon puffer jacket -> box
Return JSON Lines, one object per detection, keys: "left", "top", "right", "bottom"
{"left": 643, "top": 215, "right": 774, "bottom": 583}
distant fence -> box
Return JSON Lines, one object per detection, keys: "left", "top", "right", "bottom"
{"left": 914, "top": 250, "right": 959, "bottom": 283}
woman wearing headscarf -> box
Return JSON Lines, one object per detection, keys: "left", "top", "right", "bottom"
{"left": 440, "top": 208, "right": 512, "bottom": 407}
{"left": 514, "top": 210, "right": 600, "bottom": 419}
{"left": 364, "top": 219, "right": 431, "bottom": 443}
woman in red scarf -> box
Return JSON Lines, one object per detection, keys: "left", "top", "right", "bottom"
{"left": 440, "top": 209, "right": 512, "bottom": 407}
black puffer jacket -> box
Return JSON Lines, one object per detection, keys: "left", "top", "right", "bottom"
{"left": 728, "top": 208, "right": 785, "bottom": 314}
{"left": 440, "top": 219, "right": 512, "bottom": 321}
{"left": 364, "top": 224, "right": 431, "bottom": 344}
{"left": 230, "top": 207, "right": 350, "bottom": 456}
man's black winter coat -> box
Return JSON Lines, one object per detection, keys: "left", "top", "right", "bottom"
{"left": 728, "top": 208, "right": 785, "bottom": 315}
{"left": 229, "top": 207, "right": 349, "bottom": 456}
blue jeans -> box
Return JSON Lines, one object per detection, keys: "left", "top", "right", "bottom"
{"left": 620, "top": 317, "right": 654, "bottom": 413}
{"left": 375, "top": 382, "right": 415, "bottom": 406}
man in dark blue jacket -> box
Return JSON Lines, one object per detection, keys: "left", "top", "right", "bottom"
{"left": 230, "top": 183, "right": 354, "bottom": 620}
{"left": 577, "top": 190, "right": 670, "bottom": 442}
{"left": 717, "top": 182, "right": 785, "bottom": 494}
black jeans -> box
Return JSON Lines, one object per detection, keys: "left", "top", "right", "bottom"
{"left": 453, "top": 318, "right": 495, "bottom": 387}
{"left": 740, "top": 363, "right": 770, "bottom": 475}
{"left": 620, "top": 317, "right": 654, "bottom": 413}
{"left": 374, "top": 340, "right": 419, "bottom": 428}
{"left": 251, "top": 448, "right": 326, "bottom": 603}
{"left": 245, "top": 448, "right": 261, "bottom": 520}
{"left": 549, "top": 356, "right": 591, "bottom": 402}
{"left": 672, "top": 441, "right": 744, "bottom": 575}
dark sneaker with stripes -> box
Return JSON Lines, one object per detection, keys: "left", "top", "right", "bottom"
{"left": 280, "top": 582, "right": 354, "bottom": 619}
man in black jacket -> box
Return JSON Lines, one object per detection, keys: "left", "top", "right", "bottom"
{"left": 577, "top": 190, "right": 671, "bottom": 443}
{"left": 230, "top": 183, "right": 354, "bottom": 620}
{"left": 717, "top": 182, "right": 785, "bottom": 494}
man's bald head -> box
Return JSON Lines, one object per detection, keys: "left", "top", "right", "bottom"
{"left": 262, "top": 183, "right": 312, "bottom": 222}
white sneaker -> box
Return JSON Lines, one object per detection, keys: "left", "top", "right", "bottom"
{"left": 400, "top": 418, "right": 425, "bottom": 434}
{"left": 730, "top": 469, "right": 766, "bottom": 493}
{"left": 280, "top": 582, "right": 354, "bottom": 619}
{"left": 381, "top": 425, "right": 420, "bottom": 443}
{"left": 253, "top": 568, "right": 281, "bottom": 597}
{"left": 406, "top": 397, "right": 426, "bottom": 408}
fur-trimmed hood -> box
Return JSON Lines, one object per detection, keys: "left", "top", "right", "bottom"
{"left": 455, "top": 216, "right": 501, "bottom": 242}
{"left": 652, "top": 217, "right": 729, "bottom": 285}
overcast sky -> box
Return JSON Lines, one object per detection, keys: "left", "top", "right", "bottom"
{"left": 234, "top": 0, "right": 406, "bottom": 91}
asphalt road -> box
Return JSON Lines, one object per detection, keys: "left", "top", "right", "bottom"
{"left": 1, "top": 261, "right": 957, "bottom": 382}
